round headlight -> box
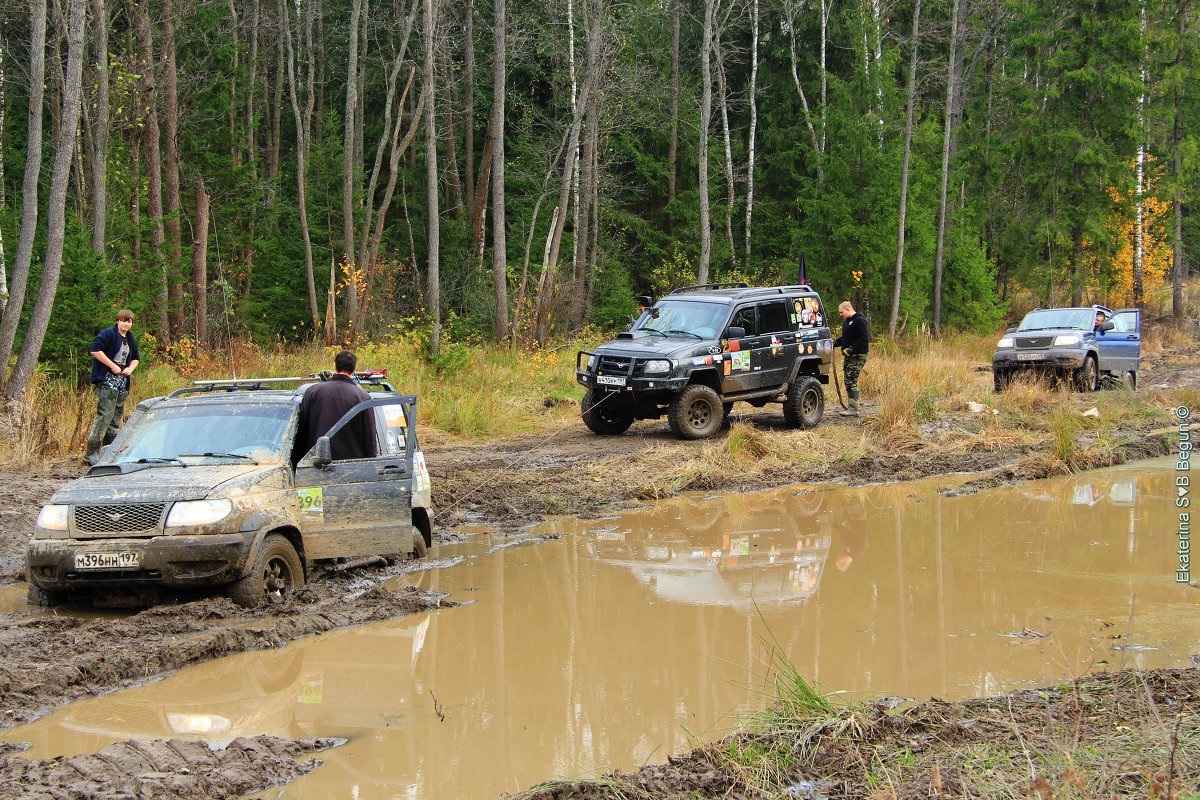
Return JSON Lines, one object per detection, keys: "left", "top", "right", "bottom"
{"left": 997, "top": 336, "right": 1014, "bottom": 349}
{"left": 36, "top": 504, "right": 69, "bottom": 531}
{"left": 1053, "top": 334, "right": 1081, "bottom": 346}
{"left": 643, "top": 360, "right": 672, "bottom": 375}
{"left": 166, "top": 499, "right": 233, "bottom": 527}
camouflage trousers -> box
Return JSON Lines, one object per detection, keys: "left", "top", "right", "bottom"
{"left": 842, "top": 352, "right": 867, "bottom": 400}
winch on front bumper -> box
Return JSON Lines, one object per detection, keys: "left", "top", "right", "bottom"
{"left": 575, "top": 350, "right": 691, "bottom": 400}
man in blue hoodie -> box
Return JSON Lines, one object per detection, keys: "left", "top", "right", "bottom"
{"left": 86, "top": 309, "right": 140, "bottom": 464}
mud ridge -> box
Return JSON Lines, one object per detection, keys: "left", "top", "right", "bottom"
{"left": 0, "top": 582, "right": 451, "bottom": 732}
{"left": 0, "top": 734, "right": 342, "bottom": 800}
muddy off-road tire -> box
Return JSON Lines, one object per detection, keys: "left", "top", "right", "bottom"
{"left": 1073, "top": 355, "right": 1098, "bottom": 392}
{"left": 230, "top": 534, "right": 305, "bottom": 608}
{"left": 993, "top": 369, "right": 1013, "bottom": 393}
{"left": 410, "top": 527, "right": 428, "bottom": 559}
{"left": 668, "top": 384, "right": 723, "bottom": 440}
{"left": 581, "top": 388, "right": 634, "bottom": 435}
{"left": 26, "top": 584, "right": 68, "bottom": 607}
{"left": 783, "top": 375, "right": 824, "bottom": 429}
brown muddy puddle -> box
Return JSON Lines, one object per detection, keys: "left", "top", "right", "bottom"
{"left": 3, "top": 457, "right": 1197, "bottom": 798}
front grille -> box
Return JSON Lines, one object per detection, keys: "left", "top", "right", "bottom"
{"left": 74, "top": 503, "right": 166, "bottom": 534}
{"left": 1016, "top": 336, "right": 1053, "bottom": 349}
{"left": 597, "top": 356, "right": 632, "bottom": 374}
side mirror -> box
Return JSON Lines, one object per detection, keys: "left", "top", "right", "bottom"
{"left": 725, "top": 326, "right": 746, "bottom": 339}
{"left": 1006, "top": 327, "right": 1017, "bottom": 334}
{"left": 636, "top": 295, "right": 654, "bottom": 310}
{"left": 315, "top": 436, "right": 332, "bottom": 467}
{"left": 1100, "top": 321, "right": 1115, "bottom": 332}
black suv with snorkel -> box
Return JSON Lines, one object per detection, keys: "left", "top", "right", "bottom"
{"left": 576, "top": 283, "right": 834, "bottom": 439}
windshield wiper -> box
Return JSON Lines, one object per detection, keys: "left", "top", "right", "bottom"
{"left": 179, "top": 452, "right": 260, "bottom": 464}
{"left": 663, "top": 329, "right": 703, "bottom": 339}
{"left": 135, "top": 457, "right": 187, "bottom": 467}
{"left": 638, "top": 327, "right": 668, "bottom": 337}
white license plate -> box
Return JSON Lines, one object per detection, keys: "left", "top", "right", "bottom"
{"left": 596, "top": 375, "right": 626, "bottom": 386}
{"left": 74, "top": 551, "right": 140, "bottom": 570}
{"left": 1016, "top": 352, "right": 1046, "bottom": 361}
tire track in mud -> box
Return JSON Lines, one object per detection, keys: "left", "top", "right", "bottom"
{"left": 0, "top": 579, "right": 452, "bottom": 732}
{"left": 0, "top": 735, "right": 342, "bottom": 800}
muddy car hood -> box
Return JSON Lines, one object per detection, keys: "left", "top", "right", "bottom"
{"left": 50, "top": 463, "right": 286, "bottom": 504}
{"left": 1012, "top": 327, "right": 1091, "bottom": 339}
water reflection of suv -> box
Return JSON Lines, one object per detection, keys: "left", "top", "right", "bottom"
{"left": 25, "top": 374, "right": 433, "bottom": 608}
{"left": 576, "top": 283, "right": 833, "bottom": 439}
{"left": 992, "top": 306, "right": 1141, "bottom": 392}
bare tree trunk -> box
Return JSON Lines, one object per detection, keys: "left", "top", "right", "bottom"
{"left": 469, "top": 130, "right": 493, "bottom": 261}
{"left": 932, "top": 0, "right": 960, "bottom": 334}
{"left": 227, "top": 0, "right": 239, "bottom": 167}
{"left": 246, "top": 0, "right": 259, "bottom": 170}
{"left": 715, "top": 36, "right": 736, "bottom": 271}
{"left": 0, "top": 26, "right": 6, "bottom": 315}
{"left": 341, "top": 0, "right": 364, "bottom": 335}
{"left": 490, "top": 0, "right": 507, "bottom": 338}
{"left": 464, "top": 0, "right": 475, "bottom": 217}
{"left": 819, "top": 0, "right": 828, "bottom": 152}
{"left": 697, "top": 0, "right": 714, "bottom": 284}
{"left": 570, "top": 102, "right": 595, "bottom": 328}
{"left": 534, "top": 13, "right": 600, "bottom": 343}
{"left": 889, "top": 0, "right": 921, "bottom": 337}
{"left": 267, "top": 14, "right": 283, "bottom": 192}
{"left": 667, "top": 0, "right": 679, "bottom": 210}
{"left": 192, "top": 175, "right": 209, "bottom": 346}
{"left": 1133, "top": 0, "right": 1148, "bottom": 307}
{"left": 0, "top": 0, "right": 47, "bottom": 376}
{"left": 7, "top": 0, "right": 85, "bottom": 400}
{"left": 1172, "top": 0, "right": 1186, "bottom": 320}
{"left": 423, "top": 0, "right": 441, "bottom": 354}
{"left": 744, "top": 0, "right": 758, "bottom": 267}
{"left": 282, "top": 0, "right": 320, "bottom": 329}
{"left": 368, "top": 73, "right": 425, "bottom": 271}
{"left": 162, "top": 0, "right": 184, "bottom": 339}
{"left": 133, "top": 0, "right": 170, "bottom": 343}
{"left": 784, "top": 0, "right": 822, "bottom": 182}
{"left": 90, "top": 0, "right": 108, "bottom": 254}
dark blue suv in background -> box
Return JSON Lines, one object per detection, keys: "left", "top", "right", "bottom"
{"left": 992, "top": 305, "right": 1142, "bottom": 392}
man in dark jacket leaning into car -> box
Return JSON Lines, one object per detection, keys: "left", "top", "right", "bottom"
{"left": 296, "top": 350, "right": 378, "bottom": 461}
{"left": 832, "top": 301, "right": 870, "bottom": 417}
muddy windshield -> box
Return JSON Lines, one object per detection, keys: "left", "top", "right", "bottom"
{"left": 1017, "top": 309, "right": 1093, "bottom": 331}
{"left": 634, "top": 300, "right": 729, "bottom": 339}
{"left": 110, "top": 404, "right": 293, "bottom": 464}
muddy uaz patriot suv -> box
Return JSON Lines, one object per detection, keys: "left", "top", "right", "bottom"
{"left": 576, "top": 283, "right": 834, "bottom": 439}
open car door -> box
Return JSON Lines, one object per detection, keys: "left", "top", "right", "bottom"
{"left": 294, "top": 395, "right": 418, "bottom": 560}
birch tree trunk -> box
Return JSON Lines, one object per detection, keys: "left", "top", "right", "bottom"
{"left": 0, "top": 28, "right": 6, "bottom": 314}
{"left": 889, "top": 0, "right": 921, "bottom": 336}
{"left": 464, "top": 0, "right": 475, "bottom": 216}
{"left": 133, "top": 0, "right": 170, "bottom": 343}
{"left": 368, "top": 74, "right": 425, "bottom": 272}
{"left": 715, "top": 37, "right": 736, "bottom": 270}
{"left": 281, "top": 0, "right": 320, "bottom": 329}
{"left": 423, "top": 0, "right": 441, "bottom": 355}
{"left": 1171, "top": 0, "right": 1186, "bottom": 320}
{"left": 90, "top": 0, "right": 108, "bottom": 255}
{"left": 7, "top": 0, "right": 85, "bottom": 400}
{"left": 0, "top": 0, "right": 47, "bottom": 376}
{"left": 192, "top": 175, "right": 209, "bottom": 345}
{"left": 697, "top": 0, "right": 714, "bottom": 284}
{"left": 932, "top": 0, "right": 960, "bottom": 333}
{"left": 1132, "top": 0, "right": 1147, "bottom": 307}
{"left": 490, "top": 0, "right": 507, "bottom": 339}
{"left": 744, "top": 0, "right": 758, "bottom": 267}
{"left": 162, "top": 0, "right": 184, "bottom": 339}
{"left": 570, "top": 101, "right": 595, "bottom": 328}
{"left": 342, "top": 0, "right": 364, "bottom": 335}
{"left": 667, "top": 0, "right": 679, "bottom": 208}
{"left": 785, "top": 0, "right": 822, "bottom": 181}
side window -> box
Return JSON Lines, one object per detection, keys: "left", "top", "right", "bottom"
{"left": 729, "top": 306, "right": 757, "bottom": 336}
{"left": 1111, "top": 312, "right": 1136, "bottom": 334}
{"left": 377, "top": 404, "right": 411, "bottom": 456}
{"left": 758, "top": 301, "right": 790, "bottom": 334}
{"left": 792, "top": 296, "right": 826, "bottom": 328}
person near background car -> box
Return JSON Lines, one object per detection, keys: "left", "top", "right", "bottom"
{"left": 1094, "top": 310, "right": 1107, "bottom": 332}
{"left": 85, "top": 308, "right": 140, "bottom": 464}
{"left": 832, "top": 301, "right": 869, "bottom": 417}
{"left": 296, "top": 350, "right": 378, "bottom": 461}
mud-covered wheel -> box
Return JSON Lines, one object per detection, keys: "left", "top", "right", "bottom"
{"left": 26, "top": 584, "right": 68, "bottom": 607}
{"left": 1073, "top": 355, "right": 1098, "bottom": 392}
{"left": 581, "top": 388, "right": 634, "bottom": 435}
{"left": 783, "top": 375, "right": 824, "bottom": 429}
{"left": 993, "top": 369, "right": 1013, "bottom": 393}
{"left": 230, "top": 534, "right": 305, "bottom": 608}
{"left": 410, "top": 527, "right": 428, "bottom": 559}
{"left": 668, "top": 384, "right": 723, "bottom": 440}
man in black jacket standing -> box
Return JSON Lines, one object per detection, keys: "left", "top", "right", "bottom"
{"left": 86, "top": 309, "right": 140, "bottom": 464}
{"left": 296, "top": 350, "right": 378, "bottom": 461}
{"left": 832, "top": 301, "right": 869, "bottom": 417}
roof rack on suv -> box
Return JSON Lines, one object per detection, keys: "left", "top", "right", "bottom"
{"left": 167, "top": 369, "right": 396, "bottom": 398}
{"left": 738, "top": 284, "right": 819, "bottom": 298}
{"left": 668, "top": 282, "right": 749, "bottom": 295}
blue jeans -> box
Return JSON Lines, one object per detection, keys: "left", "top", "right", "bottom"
{"left": 86, "top": 384, "right": 128, "bottom": 460}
